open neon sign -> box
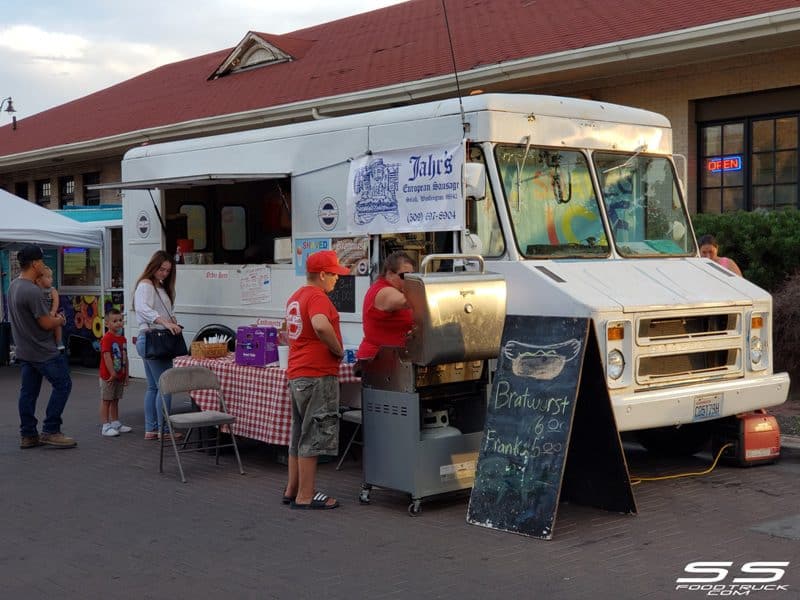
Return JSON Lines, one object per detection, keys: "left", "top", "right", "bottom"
{"left": 706, "top": 155, "right": 742, "bottom": 173}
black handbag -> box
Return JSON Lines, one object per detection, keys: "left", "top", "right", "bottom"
{"left": 144, "top": 328, "right": 188, "bottom": 360}
{"left": 143, "top": 288, "right": 188, "bottom": 360}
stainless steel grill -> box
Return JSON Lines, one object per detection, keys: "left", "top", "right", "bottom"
{"left": 360, "top": 255, "right": 507, "bottom": 514}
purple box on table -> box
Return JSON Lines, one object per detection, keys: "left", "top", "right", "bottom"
{"left": 235, "top": 326, "right": 279, "bottom": 367}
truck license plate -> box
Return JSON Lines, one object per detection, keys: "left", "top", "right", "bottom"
{"left": 693, "top": 393, "right": 722, "bottom": 421}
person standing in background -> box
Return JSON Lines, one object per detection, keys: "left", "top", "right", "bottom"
{"left": 283, "top": 250, "right": 349, "bottom": 510}
{"left": 133, "top": 250, "right": 185, "bottom": 441}
{"left": 99, "top": 308, "right": 132, "bottom": 437}
{"left": 698, "top": 234, "right": 743, "bottom": 277}
{"left": 9, "top": 244, "right": 76, "bottom": 449}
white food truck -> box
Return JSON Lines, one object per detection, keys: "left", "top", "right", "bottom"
{"left": 110, "top": 94, "right": 788, "bottom": 454}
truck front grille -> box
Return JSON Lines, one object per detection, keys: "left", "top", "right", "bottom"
{"left": 638, "top": 313, "right": 739, "bottom": 343}
{"left": 634, "top": 310, "right": 743, "bottom": 389}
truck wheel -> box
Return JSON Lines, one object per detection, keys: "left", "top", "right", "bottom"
{"left": 636, "top": 422, "right": 713, "bottom": 457}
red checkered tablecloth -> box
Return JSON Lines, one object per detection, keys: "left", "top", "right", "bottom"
{"left": 171, "top": 353, "right": 360, "bottom": 446}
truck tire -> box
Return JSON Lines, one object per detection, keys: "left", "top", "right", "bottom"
{"left": 636, "top": 422, "right": 713, "bottom": 457}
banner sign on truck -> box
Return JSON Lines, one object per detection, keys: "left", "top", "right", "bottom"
{"left": 346, "top": 143, "right": 465, "bottom": 235}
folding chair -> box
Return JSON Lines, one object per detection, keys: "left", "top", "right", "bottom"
{"left": 158, "top": 366, "right": 245, "bottom": 483}
{"left": 336, "top": 408, "right": 363, "bottom": 470}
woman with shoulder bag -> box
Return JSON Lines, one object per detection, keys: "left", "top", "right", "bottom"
{"left": 133, "top": 250, "right": 186, "bottom": 441}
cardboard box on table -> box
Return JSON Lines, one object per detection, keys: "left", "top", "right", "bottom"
{"left": 235, "top": 326, "right": 279, "bottom": 367}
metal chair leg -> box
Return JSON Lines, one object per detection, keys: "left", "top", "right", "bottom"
{"left": 336, "top": 423, "right": 361, "bottom": 471}
{"left": 167, "top": 421, "right": 186, "bottom": 483}
{"left": 230, "top": 424, "right": 244, "bottom": 475}
{"left": 215, "top": 427, "right": 221, "bottom": 465}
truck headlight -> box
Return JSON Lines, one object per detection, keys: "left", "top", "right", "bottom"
{"left": 607, "top": 350, "right": 625, "bottom": 380}
{"left": 750, "top": 336, "right": 763, "bottom": 364}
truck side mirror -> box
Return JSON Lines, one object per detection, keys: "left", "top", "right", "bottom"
{"left": 464, "top": 163, "right": 486, "bottom": 202}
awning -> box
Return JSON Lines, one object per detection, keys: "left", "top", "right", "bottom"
{"left": 87, "top": 173, "right": 289, "bottom": 191}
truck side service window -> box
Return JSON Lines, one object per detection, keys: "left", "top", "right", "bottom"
{"left": 61, "top": 246, "right": 101, "bottom": 287}
{"left": 466, "top": 146, "right": 505, "bottom": 258}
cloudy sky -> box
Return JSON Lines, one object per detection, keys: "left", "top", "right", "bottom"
{"left": 0, "top": 1, "right": 407, "bottom": 118}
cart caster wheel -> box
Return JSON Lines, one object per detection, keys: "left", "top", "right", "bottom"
{"left": 408, "top": 501, "right": 421, "bottom": 516}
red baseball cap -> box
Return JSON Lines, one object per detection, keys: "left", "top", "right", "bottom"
{"left": 306, "top": 250, "right": 350, "bottom": 275}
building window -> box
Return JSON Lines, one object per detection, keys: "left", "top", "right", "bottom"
{"left": 14, "top": 181, "right": 27, "bottom": 199}
{"left": 699, "top": 114, "right": 799, "bottom": 213}
{"left": 699, "top": 123, "right": 744, "bottom": 213}
{"left": 751, "top": 116, "right": 798, "bottom": 210}
{"left": 83, "top": 172, "right": 100, "bottom": 206}
{"left": 59, "top": 176, "right": 75, "bottom": 208}
{"left": 35, "top": 179, "right": 51, "bottom": 206}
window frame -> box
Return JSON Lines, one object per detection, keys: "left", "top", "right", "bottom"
{"left": 59, "top": 175, "right": 75, "bottom": 208}
{"left": 698, "top": 111, "right": 800, "bottom": 213}
{"left": 35, "top": 179, "right": 51, "bottom": 206}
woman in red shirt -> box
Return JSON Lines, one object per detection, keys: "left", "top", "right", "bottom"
{"left": 356, "top": 251, "right": 416, "bottom": 360}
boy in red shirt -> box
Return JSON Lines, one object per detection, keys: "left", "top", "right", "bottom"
{"left": 283, "top": 250, "right": 349, "bottom": 510}
{"left": 99, "top": 308, "right": 132, "bottom": 437}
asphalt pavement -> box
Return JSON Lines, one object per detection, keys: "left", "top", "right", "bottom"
{"left": 1, "top": 364, "right": 798, "bottom": 600}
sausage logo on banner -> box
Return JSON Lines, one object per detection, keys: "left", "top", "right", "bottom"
{"left": 346, "top": 142, "right": 465, "bottom": 235}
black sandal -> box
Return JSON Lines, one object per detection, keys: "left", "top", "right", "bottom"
{"left": 290, "top": 492, "right": 339, "bottom": 510}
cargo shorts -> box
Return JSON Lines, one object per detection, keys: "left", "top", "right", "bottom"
{"left": 288, "top": 376, "right": 340, "bottom": 458}
{"left": 99, "top": 377, "right": 125, "bottom": 401}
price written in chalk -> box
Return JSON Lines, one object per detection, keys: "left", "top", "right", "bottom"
{"left": 484, "top": 413, "right": 566, "bottom": 459}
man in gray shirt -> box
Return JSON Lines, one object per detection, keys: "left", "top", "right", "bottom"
{"left": 8, "top": 244, "right": 76, "bottom": 448}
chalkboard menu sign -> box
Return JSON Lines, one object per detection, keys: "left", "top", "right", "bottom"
{"left": 467, "top": 315, "right": 635, "bottom": 539}
{"left": 328, "top": 275, "right": 356, "bottom": 313}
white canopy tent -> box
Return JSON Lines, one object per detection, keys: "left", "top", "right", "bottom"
{"left": 0, "top": 189, "right": 105, "bottom": 323}
{"left": 0, "top": 189, "right": 103, "bottom": 248}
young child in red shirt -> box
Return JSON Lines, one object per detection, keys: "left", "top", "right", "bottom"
{"left": 99, "top": 308, "right": 132, "bottom": 437}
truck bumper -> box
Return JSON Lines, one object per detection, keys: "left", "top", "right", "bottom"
{"left": 613, "top": 373, "right": 790, "bottom": 432}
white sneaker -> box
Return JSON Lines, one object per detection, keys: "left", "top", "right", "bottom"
{"left": 111, "top": 421, "right": 132, "bottom": 433}
{"left": 101, "top": 424, "right": 120, "bottom": 437}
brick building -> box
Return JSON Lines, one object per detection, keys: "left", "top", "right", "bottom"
{"left": 1, "top": 0, "right": 799, "bottom": 214}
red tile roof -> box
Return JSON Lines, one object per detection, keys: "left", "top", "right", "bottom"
{"left": 1, "top": 0, "right": 798, "bottom": 156}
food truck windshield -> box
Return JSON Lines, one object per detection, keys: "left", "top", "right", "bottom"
{"left": 594, "top": 152, "right": 695, "bottom": 258}
{"left": 494, "top": 144, "right": 695, "bottom": 259}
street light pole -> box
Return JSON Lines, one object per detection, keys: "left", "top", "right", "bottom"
{"left": 1, "top": 97, "right": 17, "bottom": 130}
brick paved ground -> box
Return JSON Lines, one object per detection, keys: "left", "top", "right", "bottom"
{"left": 1, "top": 365, "right": 798, "bottom": 600}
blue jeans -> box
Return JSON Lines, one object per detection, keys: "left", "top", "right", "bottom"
{"left": 18, "top": 354, "right": 72, "bottom": 437}
{"left": 136, "top": 335, "right": 173, "bottom": 433}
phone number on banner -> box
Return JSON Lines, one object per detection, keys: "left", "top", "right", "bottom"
{"left": 406, "top": 210, "right": 457, "bottom": 224}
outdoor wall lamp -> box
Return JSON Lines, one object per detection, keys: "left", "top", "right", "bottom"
{"left": 1, "top": 97, "right": 17, "bottom": 130}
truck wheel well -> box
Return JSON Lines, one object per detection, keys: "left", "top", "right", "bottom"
{"left": 193, "top": 324, "right": 236, "bottom": 351}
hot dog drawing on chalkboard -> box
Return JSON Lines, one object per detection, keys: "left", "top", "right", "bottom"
{"left": 502, "top": 338, "right": 581, "bottom": 380}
